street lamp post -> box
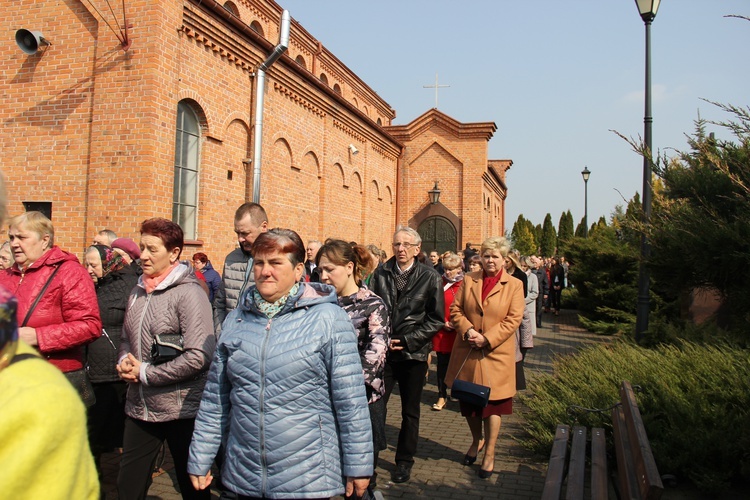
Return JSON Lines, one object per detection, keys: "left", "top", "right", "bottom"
{"left": 581, "top": 167, "right": 591, "bottom": 237}
{"left": 634, "top": 0, "right": 660, "bottom": 341}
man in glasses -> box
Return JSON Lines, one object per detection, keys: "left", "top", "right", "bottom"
{"left": 369, "top": 226, "right": 444, "bottom": 484}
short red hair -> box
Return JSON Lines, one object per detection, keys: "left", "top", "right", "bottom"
{"left": 140, "top": 218, "right": 184, "bottom": 258}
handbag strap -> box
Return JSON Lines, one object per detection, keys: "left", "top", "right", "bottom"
{"left": 456, "top": 347, "right": 486, "bottom": 385}
{"left": 21, "top": 264, "right": 62, "bottom": 327}
{"left": 10, "top": 353, "right": 40, "bottom": 365}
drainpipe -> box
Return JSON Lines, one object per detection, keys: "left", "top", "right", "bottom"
{"left": 252, "top": 9, "right": 290, "bottom": 203}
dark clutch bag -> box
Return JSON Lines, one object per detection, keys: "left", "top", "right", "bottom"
{"left": 451, "top": 378, "right": 491, "bottom": 408}
{"left": 150, "top": 334, "right": 184, "bottom": 365}
{"left": 64, "top": 368, "right": 97, "bottom": 407}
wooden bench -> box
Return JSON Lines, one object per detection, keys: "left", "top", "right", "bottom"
{"left": 541, "top": 380, "right": 663, "bottom": 500}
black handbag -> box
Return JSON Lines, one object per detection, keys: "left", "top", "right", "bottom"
{"left": 451, "top": 350, "right": 491, "bottom": 408}
{"left": 64, "top": 368, "right": 97, "bottom": 407}
{"left": 150, "top": 333, "right": 184, "bottom": 365}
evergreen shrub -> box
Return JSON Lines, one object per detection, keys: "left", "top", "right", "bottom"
{"left": 519, "top": 340, "right": 750, "bottom": 491}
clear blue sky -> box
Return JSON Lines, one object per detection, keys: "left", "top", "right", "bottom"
{"left": 280, "top": 0, "right": 749, "bottom": 232}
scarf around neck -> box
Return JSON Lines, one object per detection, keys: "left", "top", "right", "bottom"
{"left": 143, "top": 261, "right": 179, "bottom": 294}
{"left": 253, "top": 282, "right": 300, "bottom": 318}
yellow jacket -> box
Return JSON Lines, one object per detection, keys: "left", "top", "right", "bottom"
{"left": 0, "top": 341, "right": 99, "bottom": 499}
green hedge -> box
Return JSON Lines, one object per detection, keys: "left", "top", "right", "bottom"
{"left": 519, "top": 340, "right": 750, "bottom": 491}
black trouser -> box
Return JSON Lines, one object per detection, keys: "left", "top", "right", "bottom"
{"left": 435, "top": 352, "right": 451, "bottom": 399}
{"left": 551, "top": 287, "right": 562, "bottom": 311}
{"left": 536, "top": 297, "right": 544, "bottom": 326}
{"left": 383, "top": 359, "right": 429, "bottom": 466}
{"left": 118, "top": 417, "right": 211, "bottom": 500}
{"left": 88, "top": 381, "right": 127, "bottom": 457}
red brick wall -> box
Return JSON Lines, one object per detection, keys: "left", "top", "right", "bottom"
{"left": 2, "top": 1, "right": 505, "bottom": 268}
{"left": 1, "top": 0, "right": 400, "bottom": 268}
{"left": 386, "top": 110, "right": 506, "bottom": 251}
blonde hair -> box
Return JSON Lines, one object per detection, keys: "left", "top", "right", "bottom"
{"left": 8, "top": 211, "right": 55, "bottom": 247}
{"left": 442, "top": 252, "right": 462, "bottom": 270}
{"left": 480, "top": 236, "right": 510, "bottom": 257}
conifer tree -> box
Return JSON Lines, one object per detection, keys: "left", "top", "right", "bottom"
{"left": 511, "top": 214, "right": 536, "bottom": 255}
{"left": 575, "top": 216, "right": 587, "bottom": 238}
{"left": 558, "top": 210, "right": 575, "bottom": 242}
{"left": 540, "top": 213, "right": 557, "bottom": 257}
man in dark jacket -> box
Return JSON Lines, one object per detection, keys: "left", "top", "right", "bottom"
{"left": 462, "top": 242, "right": 477, "bottom": 270}
{"left": 303, "top": 240, "right": 322, "bottom": 282}
{"left": 369, "top": 227, "right": 444, "bottom": 484}
{"left": 530, "top": 256, "right": 549, "bottom": 327}
{"left": 214, "top": 203, "right": 268, "bottom": 333}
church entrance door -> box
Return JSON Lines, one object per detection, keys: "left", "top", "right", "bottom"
{"left": 418, "top": 216, "right": 457, "bottom": 254}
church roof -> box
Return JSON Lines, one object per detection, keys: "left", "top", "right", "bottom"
{"left": 384, "top": 108, "right": 497, "bottom": 142}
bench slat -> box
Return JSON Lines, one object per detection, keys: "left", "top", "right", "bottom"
{"left": 542, "top": 424, "right": 571, "bottom": 500}
{"left": 591, "top": 427, "right": 608, "bottom": 499}
{"left": 613, "top": 405, "right": 641, "bottom": 500}
{"left": 620, "top": 381, "right": 664, "bottom": 500}
{"left": 565, "top": 426, "right": 587, "bottom": 500}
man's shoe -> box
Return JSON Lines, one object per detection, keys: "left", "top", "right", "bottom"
{"left": 392, "top": 464, "right": 411, "bottom": 483}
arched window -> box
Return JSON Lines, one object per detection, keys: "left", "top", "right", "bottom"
{"left": 333, "top": 83, "right": 341, "bottom": 95}
{"left": 250, "top": 21, "right": 264, "bottom": 37}
{"left": 173, "top": 101, "right": 201, "bottom": 239}
{"left": 319, "top": 73, "right": 328, "bottom": 86}
{"left": 295, "top": 55, "right": 306, "bottom": 69}
{"left": 223, "top": 1, "right": 239, "bottom": 16}
{"left": 377, "top": 117, "right": 382, "bottom": 126}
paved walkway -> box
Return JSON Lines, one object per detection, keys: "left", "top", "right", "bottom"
{"left": 100, "top": 308, "right": 608, "bottom": 499}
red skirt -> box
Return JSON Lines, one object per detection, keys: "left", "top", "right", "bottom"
{"left": 459, "top": 397, "right": 513, "bottom": 418}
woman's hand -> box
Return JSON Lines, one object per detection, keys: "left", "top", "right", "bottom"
{"left": 189, "top": 471, "right": 213, "bottom": 491}
{"left": 465, "top": 328, "right": 488, "bottom": 349}
{"left": 345, "top": 476, "right": 370, "bottom": 498}
{"left": 444, "top": 321, "right": 455, "bottom": 331}
{"left": 389, "top": 335, "right": 406, "bottom": 351}
{"left": 117, "top": 354, "right": 139, "bottom": 383}
{"left": 126, "top": 353, "right": 143, "bottom": 381}
{"left": 18, "top": 327, "right": 38, "bottom": 346}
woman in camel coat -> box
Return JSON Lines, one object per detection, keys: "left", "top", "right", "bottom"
{"left": 445, "top": 236, "right": 524, "bottom": 479}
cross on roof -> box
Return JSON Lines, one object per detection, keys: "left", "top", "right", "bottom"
{"left": 423, "top": 73, "right": 450, "bottom": 109}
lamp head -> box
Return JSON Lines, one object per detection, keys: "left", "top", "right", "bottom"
{"left": 581, "top": 166, "right": 591, "bottom": 182}
{"left": 349, "top": 144, "right": 359, "bottom": 155}
{"left": 634, "top": 0, "right": 660, "bottom": 22}
{"left": 428, "top": 181, "right": 441, "bottom": 204}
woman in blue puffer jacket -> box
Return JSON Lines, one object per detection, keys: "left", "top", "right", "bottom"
{"left": 188, "top": 228, "right": 373, "bottom": 499}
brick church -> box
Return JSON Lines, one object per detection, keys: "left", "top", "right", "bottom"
{"left": 1, "top": 0, "right": 511, "bottom": 266}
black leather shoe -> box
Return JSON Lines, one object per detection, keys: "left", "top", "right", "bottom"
{"left": 478, "top": 468, "right": 494, "bottom": 479}
{"left": 462, "top": 453, "right": 478, "bottom": 466}
{"left": 392, "top": 464, "right": 411, "bottom": 483}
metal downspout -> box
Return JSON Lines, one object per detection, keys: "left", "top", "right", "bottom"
{"left": 252, "top": 10, "right": 290, "bottom": 203}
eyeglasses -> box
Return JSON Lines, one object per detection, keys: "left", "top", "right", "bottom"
{"left": 392, "top": 242, "right": 418, "bottom": 249}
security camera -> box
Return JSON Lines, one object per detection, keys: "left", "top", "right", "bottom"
{"left": 349, "top": 144, "right": 359, "bottom": 155}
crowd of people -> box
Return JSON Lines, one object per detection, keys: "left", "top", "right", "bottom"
{"left": 0, "top": 183, "right": 571, "bottom": 499}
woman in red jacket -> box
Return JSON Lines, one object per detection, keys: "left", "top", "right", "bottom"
{"left": 0, "top": 211, "right": 101, "bottom": 377}
{"left": 431, "top": 252, "right": 464, "bottom": 411}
